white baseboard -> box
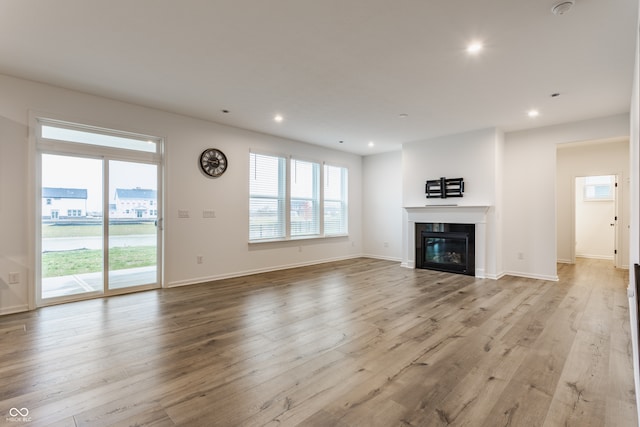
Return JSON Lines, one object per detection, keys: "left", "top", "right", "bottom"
{"left": 361, "top": 254, "right": 403, "bottom": 263}
{"left": 502, "top": 270, "right": 559, "bottom": 282}
{"left": 401, "top": 263, "right": 504, "bottom": 280}
{"left": 167, "top": 254, "right": 364, "bottom": 288}
{"left": 576, "top": 254, "right": 614, "bottom": 261}
{"left": 0, "top": 304, "right": 29, "bottom": 316}
{"left": 484, "top": 271, "right": 506, "bottom": 280}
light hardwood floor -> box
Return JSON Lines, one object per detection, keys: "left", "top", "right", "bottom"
{"left": 0, "top": 258, "right": 637, "bottom": 426}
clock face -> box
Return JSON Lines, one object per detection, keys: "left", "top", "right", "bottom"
{"left": 199, "top": 148, "right": 228, "bottom": 178}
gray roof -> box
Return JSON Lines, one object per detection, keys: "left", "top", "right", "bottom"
{"left": 115, "top": 188, "right": 157, "bottom": 200}
{"left": 43, "top": 187, "right": 87, "bottom": 199}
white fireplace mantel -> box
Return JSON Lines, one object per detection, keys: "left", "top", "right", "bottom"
{"left": 403, "top": 205, "right": 492, "bottom": 278}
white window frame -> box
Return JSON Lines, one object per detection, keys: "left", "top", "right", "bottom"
{"left": 249, "top": 152, "right": 287, "bottom": 241}
{"left": 32, "top": 115, "right": 164, "bottom": 309}
{"left": 583, "top": 175, "right": 615, "bottom": 201}
{"left": 248, "top": 151, "right": 349, "bottom": 243}
{"left": 290, "top": 157, "right": 321, "bottom": 238}
{"left": 323, "top": 163, "right": 348, "bottom": 236}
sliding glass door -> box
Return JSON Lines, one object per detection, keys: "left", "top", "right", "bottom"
{"left": 37, "top": 119, "right": 162, "bottom": 305}
{"left": 41, "top": 154, "right": 104, "bottom": 299}
{"left": 108, "top": 160, "right": 158, "bottom": 291}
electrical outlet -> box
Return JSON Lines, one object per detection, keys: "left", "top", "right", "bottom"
{"left": 203, "top": 210, "right": 216, "bottom": 218}
{"left": 8, "top": 272, "right": 19, "bottom": 284}
{"left": 384, "top": 242, "right": 389, "bottom": 248}
{"left": 178, "top": 209, "right": 190, "bottom": 218}
{"left": 196, "top": 255, "right": 203, "bottom": 264}
{"left": 517, "top": 252, "right": 524, "bottom": 260}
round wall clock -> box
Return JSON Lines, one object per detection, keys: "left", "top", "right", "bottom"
{"left": 199, "top": 148, "right": 228, "bottom": 178}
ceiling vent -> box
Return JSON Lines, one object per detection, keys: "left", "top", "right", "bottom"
{"left": 551, "top": 1, "right": 575, "bottom": 15}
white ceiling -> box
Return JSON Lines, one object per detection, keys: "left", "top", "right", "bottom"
{"left": 0, "top": 1, "right": 637, "bottom": 155}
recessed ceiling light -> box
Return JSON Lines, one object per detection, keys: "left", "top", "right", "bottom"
{"left": 399, "top": 113, "right": 409, "bottom": 118}
{"left": 368, "top": 141, "right": 375, "bottom": 147}
{"left": 221, "top": 109, "right": 230, "bottom": 114}
{"left": 528, "top": 109, "right": 540, "bottom": 118}
{"left": 467, "top": 42, "right": 483, "bottom": 54}
{"left": 274, "top": 114, "right": 283, "bottom": 123}
{"left": 339, "top": 140, "right": 344, "bottom": 144}
{"left": 551, "top": 1, "right": 574, "bottom": 15}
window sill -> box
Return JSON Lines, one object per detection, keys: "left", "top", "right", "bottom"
{"left": 248, "top": 234, "right": 349, "bottom": 245}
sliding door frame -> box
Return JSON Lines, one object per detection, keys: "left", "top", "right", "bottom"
{"left": 30, "top": 113, "right": 164, "bottom": 308}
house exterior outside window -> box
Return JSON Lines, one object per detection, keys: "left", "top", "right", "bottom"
{"left": 42, "top": 187, "right": 87, "bottom": 219}
{"left": 111, "top": 187, "right": 158, "bottom": 219}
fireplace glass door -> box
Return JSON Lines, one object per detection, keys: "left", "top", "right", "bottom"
{"left": 415, "top": 223, "right": 475, "bottom": 276}
{"left": 423, "top": 232, "right": 469, "bottom": 273}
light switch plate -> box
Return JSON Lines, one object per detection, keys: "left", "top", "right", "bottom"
{"left": 8, "top": 272, "right": 19, "bottom": 284}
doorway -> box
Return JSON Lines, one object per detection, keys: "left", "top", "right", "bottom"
{"left": 574, "top": 175, "right": 618, "bottom": 266}
{"left": 36, "top": 119, "right": 163, "bottom": 305}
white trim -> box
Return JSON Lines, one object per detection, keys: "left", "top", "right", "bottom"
{"left": 570, "top": 172, "right": 623, "bottom": 268}
{"left": 248, "top": 234, "right": 349, "bottom": 245}
{"left": 576, "top": 254, "right": 615, "bottom": 261}
{"left": 32, "top": 113, "right": 165, "bottom": 307}
{"left": 403, "top": 205, "right": 491, "bottom": 278}
{"left": 502, "top": 270, "right": 560, "bottom": 282}
{"left": 0, "top": 304, "right": 30, "bottom": 316}
{"left": 250, "top": 152, "right": 348, "bottom": 242}
{"left": 361, "top": 254, "right": 403, "bottom": 263}
{"left": 486, "top": 271, "right": 506, "bottom": 280}
{"left": 28, "top": 112, "right": 37, "bottom": 310}
{"left": 167, "top": 254, "right": 363, "bottom": 288}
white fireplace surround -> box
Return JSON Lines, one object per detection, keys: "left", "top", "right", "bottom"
{"left": 403, "top": 205, "right": 491, "bottom": 278}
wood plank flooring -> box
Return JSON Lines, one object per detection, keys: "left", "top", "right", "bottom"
{"left": 0, "top": 257, "right": 636, "bottom": 426}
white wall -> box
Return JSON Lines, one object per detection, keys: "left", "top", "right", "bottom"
{"left": 574, "top": 177, "right": 616, "bottom": 260}
{"left": 402, "top": 128, "right": 498, "bottom": 207}
{"left": 503, "top": 114, "right": 630, "bottom": 280}
{"left": 362, "top": 151, "right": 403, "bottom": 260}
{"left": 0, "top": 109, "right": 29, "bottom": 314}
{"left": 0, "top": 74, "right": 363, "bottom": 314}
{"left": 492, "top": 129, "right": 505, "bottom": 277}
{"left": 628, "top": 4, "right": 640, "bottom": 418}
{"left": 401, "top": 128, "right": 502, "bottom": 278}
{"left": 556, "top": 141, "right": 629, "bottom": 265}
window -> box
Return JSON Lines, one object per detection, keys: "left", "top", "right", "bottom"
{"left": 324, "top": 164, "right": 348, "bottom": 235}
{"left": 583, "top": 175, "right": 614, "bottom": 201}
{"left": 290, "top": 159, "right": 320, "bottom": 237}
{"left": 249, "top": 152, "right": 348, "bottom": 241}
{"left": 40, "top": 121, "right": 159, "bottom": 153}
{"left": 250, "top": 153, "right": 286, "bottom": 240}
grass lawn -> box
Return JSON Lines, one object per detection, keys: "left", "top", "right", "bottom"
{"left": 42, "top": 223, "right": 156, "bottom": 238}
{"left": 42, "top": 246, "right": 156, "bottom": 278}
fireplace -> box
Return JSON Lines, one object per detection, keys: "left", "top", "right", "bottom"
{"left": 415, "top": 223, "right": 475, "bottom": 276}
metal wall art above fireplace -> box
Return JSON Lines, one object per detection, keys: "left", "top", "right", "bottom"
{"left": 415, "top": 222, "right": 475, "bottom": 276}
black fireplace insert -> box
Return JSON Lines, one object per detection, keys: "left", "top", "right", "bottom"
{"left": 415, "top": 223, "right": 475, "bottom": 276}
